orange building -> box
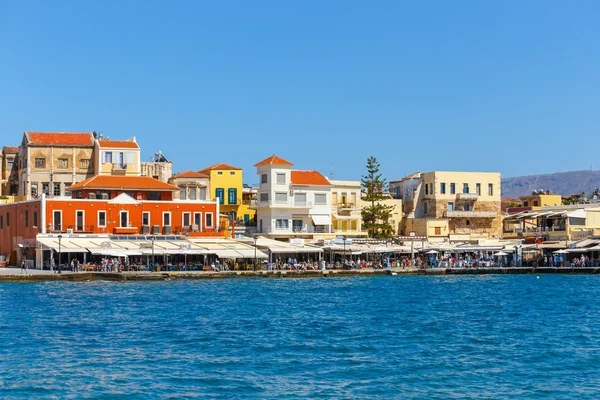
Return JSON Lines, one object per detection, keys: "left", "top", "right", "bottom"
{"left": 0, "top": 175, "right": 222, "bottom": 266}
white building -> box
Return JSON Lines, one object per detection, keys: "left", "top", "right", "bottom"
{"left": 253, "top": 155, "right": 333, "bottom": 239}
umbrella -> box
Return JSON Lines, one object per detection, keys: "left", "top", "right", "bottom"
{"left": 553, "top": 249, "right": 568, "bottom": 254}
{"left": 425, "top": 250, "right": 438, "bottom": 254}
{"left": 494, "top": 251, "right": 509, "bottom": 256}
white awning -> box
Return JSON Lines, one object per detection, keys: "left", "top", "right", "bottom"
{"left": 311, "top": 215, "right": 332, "bottom": 225}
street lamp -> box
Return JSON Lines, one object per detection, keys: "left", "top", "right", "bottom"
{"left": 150, "top": 236, "right": 156, "bottom": 270}
{"left": 253, "top": 237, "right": 257, "bottom": 271}
{"left": 57, "top": 234, "right": 62, "bottom": 274}
{"left": 342, "top": 235, "right": 346, "bottom": 269}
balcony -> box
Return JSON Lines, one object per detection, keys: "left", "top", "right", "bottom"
{"left": 253, "top": 200, "right": 314, "bottom": 208}
{"left": 336, "top": 202, "right": 357, "bottom": 211}
{"left": 457, "top": 193, "right": 478, "bottom": 201}
{"left": 112, "top": 163, "right": 128, "bottom": 174}
{"left": 444, "top": 210, "right": 496, "bottom": 218}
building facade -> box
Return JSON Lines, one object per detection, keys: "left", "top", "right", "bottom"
{"left": 95, "top": 138, "right": 141, "bottom": 176}
{"left": 18, "top": 132, "right": 96, "bottom": 199}
{"left": 1, "top": 146, "right": 19, "bottom": 196}
{"left": 253, "top": 155, "right": 333, "bottom": 239}
{"left": 329, "top": 179, "right": 367, "bottom": 237}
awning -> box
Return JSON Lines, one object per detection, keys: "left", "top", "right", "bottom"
{"left": 311, "top": 215, "right": 332, "bottom": 225}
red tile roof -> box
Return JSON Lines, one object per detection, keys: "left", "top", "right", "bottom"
{"left": 254, "top": 155, "right": 294, "bottom": 167}
{"left": 25, "top": 132, "right": 94, "bottom": 147}
{"left": 2, "top": 146, "right": 18, "bottom": 154}
{"left": 172, "top": 170, "right": 209, "bottom": 179}
{"left": 198, "top": 163, "right": 242, "bottom": 173}
{"left": 97, "top": 140, "right": 139, "bottom": 149}
{"left": 68, "top": 175, "right": 179, "bottom": 191}
{"left": 291, "top": 170, "right": 332, "bottom": 186}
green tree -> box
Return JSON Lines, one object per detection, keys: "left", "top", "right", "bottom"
{"left": 361, "top": 156, "right": 394, "bottom": 238}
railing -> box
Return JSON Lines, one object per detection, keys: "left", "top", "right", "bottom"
{"left": 242, "top": 199, "right": 257, "bottom": 206}
{"left": 256, "top": 225, "right": 332, "bottom": 234}
{"left": 457, "top": 193, "right": 478, "bottom": 200}
{"left": 336, "top": 202, "right": 357, "bottom": 210}
{"left": 254, "top": 200, "right": 314, "bottom": 208}
{"left": 211, "top": 197, "right": 243, "bottom": 206}
{"left": 444, "top": 210, "right": 496, "bottom": 218}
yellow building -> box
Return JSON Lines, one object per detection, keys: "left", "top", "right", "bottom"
{"left": 199, "top": 163, "right": 256, "bottom": 225}
{"left": 520, "top": 191, "right": 562, "bottom": 208}
{"left": 329, "top": 179, "right": 368, "bottom": 237}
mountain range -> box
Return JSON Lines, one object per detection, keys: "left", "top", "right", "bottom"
{"left": 501, "top": 170, "right": 600, "bottom": 199}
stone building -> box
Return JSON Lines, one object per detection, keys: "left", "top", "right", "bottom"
{"left": 395, "top": 171, "right": 502, "bottom": 241}
{"left": 1, "top": 146, "right": 19, "bottom": 196}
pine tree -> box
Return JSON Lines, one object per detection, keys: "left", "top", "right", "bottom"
{"left": 361, "top": 156, "right": 394, "bottom": 238}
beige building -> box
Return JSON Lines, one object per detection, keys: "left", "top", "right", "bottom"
{"left": 1, "top": 146, "right": 19, "bottom": 196}
{"left": 95, "top": 138, "right": 141, "bottom": 176}
{"left": 520, "top": 190, "right": 562, "bottom": 208}
{"left": 169, "top": 171, "right": 210, "bottom": 201}
{"left": 141, "top": 150, "right": 173, "bottom": 183}
{"left": 18, "top": 132, "right": 96, "bottom": 199}
{"left": 329, "top": 179, "right": 368, "bottom": 237}
{"left": 397, "top": 171, "right": 502, "bottom": 241}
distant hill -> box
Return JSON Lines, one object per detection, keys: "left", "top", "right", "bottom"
{"left": 501, "top": 170, "right": 600, "bottom": 198}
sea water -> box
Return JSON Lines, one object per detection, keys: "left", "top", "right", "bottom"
{"left": 1, "top": 275, "right": 599, "bottom": 399}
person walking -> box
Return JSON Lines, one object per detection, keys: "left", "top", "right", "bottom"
{"left": 21, "top": 258, "right": 27, "bottom": 274}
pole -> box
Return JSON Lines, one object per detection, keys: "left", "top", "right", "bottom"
{"left": 253, "top": 238, "right": 257, "bottom": 271}
{"left": 57, "top": 234, "right": 62, "bottom": 274}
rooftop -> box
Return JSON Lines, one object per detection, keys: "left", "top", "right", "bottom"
{"left": 69, "top": 175, "right": 179, "bottom": 191}
{"left": 198, "top": 163, "right": 242, "bottom": 173}
{"left": 172, "top": 170, "right": 210, "bottom": 179}
{"left": 254, "top": 155, "right": 294, "bottom": 167}
{"left": 291, "top": 170, "right": 331, "bottom": 186}
{"left": 2, "top": 146, "right": 18, "bottom": 154}
{"left": 97, "top": 139, "right": 139, "bottom": 149}
{"left": 25, "top": 132, "right": 94, "bottom": 147}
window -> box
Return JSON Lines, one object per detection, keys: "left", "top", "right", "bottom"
{"left": 440, "top": 183, "right": 446, "bottom": 194}
{"left": 199, "top": 188, "right": 207, "bottom": 200}
{"left": 163, "top": 212, "right": 171, "bottom": 226}
{"left": 180, "top": 189, "right": 187, "bottom": 200}
{"left": 65, "top": 183, "right": 72, "bottom": 197}
{"left": 52, "top": 210, "right": 61, "bottom": 230}
{"left": 450, "top": 183, "right": 456, "bottom": 195}
{"left": 205, "top": 213, "right": 213, "bottom": 228}
{"left": 35, "top": 158, "right": 46, "bottom": 168}
{"left": 228, "top": 188, "right": 237, "bottom": 205}
{"left": 448, "top": 202, "right": 454, "bottom": 211}
{"left": 0, "top": 215, "right": 3, "bottom": 228}
{"left": 98, "top": 211, "right": 106, "bottom": 227}
{"left": 103, "top": 152, "right": 113, "bottom": 164}
{"left": 42, "top": 183, "right": 49, "bottom": 195}
{"left": 261, "top": 174, "right": 268, "bottom": 184}
{"left": 260, "top": 193, "right": 269, "bottom": 202}
{"left": 217, "top": 171, "right": 223, "bottom": 175}
{"left": 142, "top": 212, "right": 150, "bottom": 226}
{"left": 54, "top": 183, "right": 61, "bottom": 196}
{"left": 276, "top": 219, "right": 289, "bottom": 229}
{"left": 435, "top": 227, "right": 441, "bottom": 235}
{"left": 533, "top": 200, "right": 539, "bottom": 207}
{"left": 424, "top": 202, "right": 428, "bottom": 214}
{"left": 230, "top": 171, "right": 235, "bottom": 175}
{"left": 119, "top": 211, "right": 128, "bottom": 228}
{"left": 425, "top": 184, "right": 429, "bottom": 195}
{"left": 295, "top": 193, "right": 307, "bottom": 206}
{"left": 194, "top": 212, "right": 202, "bottom": 230}
{"left": 58, "top": 158, "right": 68, "bottom": 168}
{"left": 189, "top": 189, "right": 196, "bottom": 200}
{"left": 275, "top": 192, "right": 287, "bottom": 203}
{"left": 182, "top": 212, "right": 191, "bottom": 227}
{"left": 463, "top": 183, "right": 469, "bottom": 194}
{"left": 77, "top": 211, "right": 85, "bottom": 230}
{"left": 464, "top": 203, "right": 472, "bottom": 211}
{"left": 216, "top": 188, "right": 224, "bottom": 204}
{"left": 314, "top": 193, "right": 327, "bottom": 205}
{"left": 33, "top": 212, "right": 38, "bottom": 228}
{"left": 524, "top": 201, "right": 529, "bottom": 207}
{"left": 25, "top": 210, "right": 29, "bottom": 227}
{"left": 476, "top": 183, "right": 481, "bottom": 195}
{"left": 75, "top": 191, "right": 82, "bottom": 199}
{"left": 276, "top": 173, "right": 286, "bottom": 184}
{"left": 488, "top": 183, "right": 494, "bottom": 196}
{"left": 80, "top": 159, "right": 90, "bottom": 169}
{"left": 466, "top": 220, "right": 471, "bottom": 226}
{"left": 31, "top": 183, "right": 38, "bottom": 198}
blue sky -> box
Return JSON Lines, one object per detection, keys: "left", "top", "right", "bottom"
{"left": 1, "top": 1, "right": 599, "bottom": 185}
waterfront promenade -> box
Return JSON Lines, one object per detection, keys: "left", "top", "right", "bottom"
{"left": 1, "top": 266, "right": 600, "bottom": 282}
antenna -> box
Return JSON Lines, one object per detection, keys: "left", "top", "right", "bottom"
{"left": 329, "top": 166, "right": 333, "bottom": 180}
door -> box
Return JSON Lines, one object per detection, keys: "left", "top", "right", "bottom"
{"left": 53, "top": 211, "right": 61, "bottom": 231}
{"left": 228, "top": 188, "right": 237, "bottom": 205}
{"left": 120, "top": 211, "right": 128, "bottom": 227}
{"left": 216, "top": 188, "right": 224, "bottom": 204}
{"left": 448, "top": 202, "right": 454, "bottom": 212}
{"left": 244, "top": 214, "right": 250, "bottom": 226}
{"left": 76, "top": 211, "right": 84, "bottom": 231}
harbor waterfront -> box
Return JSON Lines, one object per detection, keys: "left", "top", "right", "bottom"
{"left": 2, "top": 275, "right": 600, "bottom": 399}
{"left": 1, "top": 266, "right": 600, "bottom": 282}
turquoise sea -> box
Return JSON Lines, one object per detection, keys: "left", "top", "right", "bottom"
{"left": 1, "top": 275, "right": 599, "bottom": 399}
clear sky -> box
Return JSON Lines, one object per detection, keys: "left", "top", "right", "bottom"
{"left": 1, "top": 1, "right": 598, "bottom": 185}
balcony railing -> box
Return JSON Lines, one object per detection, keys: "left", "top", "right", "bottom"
{"left": 254, "top": 200, "right": 314, "bottom": 208}
{"left": 256, "top": 225, "right": 332, "bottom": 235}
{"left": 502, "top": 226, "right": 568, "bottom": 236}
{"left": 444, "top": 210, "right": 496, "bottom": 218}
{"left": 457, "top": 193, "right": 479, "bottom": 200}
{"left": 336, "top": 202, "right": 357, "bottom": 210}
